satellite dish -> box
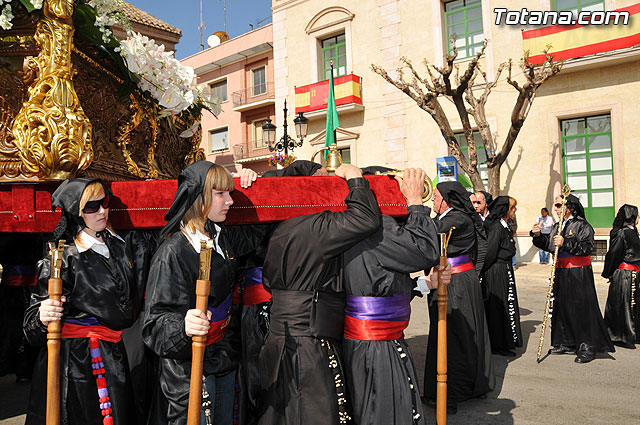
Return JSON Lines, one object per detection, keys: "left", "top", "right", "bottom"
{"left": 207, "top": 30, "right": 230, "bottom": 48}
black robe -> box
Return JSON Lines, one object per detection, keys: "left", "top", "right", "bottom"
{"left": 143, "top": 225, "right": 267, "bottom": 425}
{"left": 23, "top": 230, "right": 154, "bottom": 425}
{"left": 481, "top": 217, "right": 523, "bottom": 351}
{"left": 532, "top": 217, "right": 614, "bottom": 353}
{"left": 258, "top": 177, "right": 380, "bottom": 425}
{"left": 423, "top": 209, "right": 494, "bottom": 403}
{"left": 602, "top": 226, "right": 640, "bottom": 346}
{"left": 342, "top": 206, "right": 439, "bottom": 425}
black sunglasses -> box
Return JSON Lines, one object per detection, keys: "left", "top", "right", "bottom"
{"left": 554, "top": 203, "right": 563, "bottom": 208}
{"left": 472, "top": 201, "right": 482, "bottom": 205}
{"left": 83, "top": 195, "right": 111, "bottom": 214}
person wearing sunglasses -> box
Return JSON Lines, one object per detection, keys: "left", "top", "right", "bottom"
{"left": 142, "top": 162, "right": 269, "bottom": 425}
{"left": 531, "top": 194, "right": 614, "bottom": 363}
{"left": 23, "top": 178, "right": 155, "bottom": 425}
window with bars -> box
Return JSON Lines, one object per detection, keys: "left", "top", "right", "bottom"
{"left": 209, "top": 79, "right": 227, "bottom": 103}
{"left": 455, "top": 131, "right": 488, "bottom": 187}
{"left": 209, "top": 127, "right": 229, "bottom": 152}
{"left": 252, "top": 67, "right": 266, "bottom": 96}
{"left": 444, "top": 0, "right": 484, "bottom": 60}
{"left": 321, "top": 34, "right": 347, "bottom": 80}
{"left": 253, "top": 119, "right": 269, "bottom": 149}
{"left": 553, "top": 0, "right": 604, "bottom": 13}
{"left": 561, "top": 114, "right": 614, "bottom": 228}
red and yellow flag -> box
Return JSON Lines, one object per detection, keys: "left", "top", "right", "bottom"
{"left": 522, "top": 3, "right": 640, "bottom": 64}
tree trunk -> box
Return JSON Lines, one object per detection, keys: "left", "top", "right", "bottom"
{"left": 487, "top": 164, "right": 501, "bottom": 196}
{"left": 468, "top": 167, "right": 485, "bottom": 192}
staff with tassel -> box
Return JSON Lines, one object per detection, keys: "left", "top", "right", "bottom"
{"left": 536, "top": 184, "right": 571, "bottom": 363}
{"left": 436, "top": 228, "right": 454, "bottom": 425}
{"left": 46, "top": 240, "right": 65, "bottom": 425}
{"left": 187, "top": 240, "right": 214, "bottom": 425}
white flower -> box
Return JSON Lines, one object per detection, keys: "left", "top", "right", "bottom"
{"left": 0, "top": 4, "right": 13, "bottom": 31}
{"left": 179, "top": 121, "right": 201, "bottom": 138}
{"left": 30, "top": 0, "right": 44, "bottom": 9}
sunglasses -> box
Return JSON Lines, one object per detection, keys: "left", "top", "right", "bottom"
{"left": 554, "top": 203, "right": 563, "bottom": 208}
{"left": 472, "top": 201, "right": 482, "bottom": 205}
{"left": 83, "top": 195, "right": 111, "bottom": 214}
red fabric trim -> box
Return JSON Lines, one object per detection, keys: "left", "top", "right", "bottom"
{"left": 2, "top": 275, "right": 36, "bottom": 287}
{"left": 241, "top": 284, "right": 272, "bottom": 305}
{"left": 61, "top": 323, "right": 122, "bottom": 343}
{"left": 522, "top": 3, "right": 640, "bottom": 39}
{"left": 344, "top": 315, "right": 407, "bottom": 341}
{"left": 527, "top": 33, "right": 640, "bottom": 64}
{"left": 206, "top": 318, "right": 230, "bottom": 345}
{"left": 556, "top": 256, "right": 592, "bottom": 268}
{"left": 450, "top": 262, "right": 474, "bottom": 274}
{"left": 618, "top": 263, "right": 640, "bottom": 271}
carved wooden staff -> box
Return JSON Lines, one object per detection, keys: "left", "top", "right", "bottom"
{"left": 46, "top": 240, "right": 65, "bottom": 425}
{"left": 536, "top": 184, "right": 571, "bottom": 363}
{"left": 187, "top": 240, "right": 214, "bottom": 425}
{"left": 436, "top": 227, "right": 454, "bottom": 425}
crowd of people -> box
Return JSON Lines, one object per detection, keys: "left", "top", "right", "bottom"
{"left": 1, "top": 159, "right": 638, "bottom": 424}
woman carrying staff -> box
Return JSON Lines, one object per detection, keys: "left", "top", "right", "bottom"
{"left": 23, "top": 178, "right": 154, "bottom": 424}
{"left": 481, "top": 196, "right": 523, "bottom": 357}
{"left": 143, "top": 161, "right": 267, "bottom": 425}
{"left": 602, "top": 204, "right": 640, "bottom": 348}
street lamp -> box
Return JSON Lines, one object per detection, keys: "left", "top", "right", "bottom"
{"left": 262, "top": 99, "right": 308, "bottom": 155}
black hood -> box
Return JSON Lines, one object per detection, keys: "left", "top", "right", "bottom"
{"left": 611, "top": 204, "right": 638, "bottom": 238}
{"left": 160, "top": 161, "right": 216, "bottom": 239}
{"left": 478, "top": 190, "right": 493, "bottom": 206}
{"left": 262, "top": 160, "right": 322, "bottom": 177}
{"left": 488, "top": 196, "right": 510, "bottom": 221}
{"left": 436, "top": 181, "right": 486, "bottom": 239}
{"left": 563, "top": 193, "right": 585, "bottom": 219}
{"left": 51, "top": 178, "right": 111, "bottom": 242}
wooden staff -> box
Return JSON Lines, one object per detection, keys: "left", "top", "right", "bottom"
{"left": 187, "top": 240, "right": 214, "bottom": 425}
{"left": 436, "top": 227, "right": 454, "bottom": 425}
{"left": 46, "top": 240, "right": 65, "bottom": 425}
{"left": 536, "top": 184, "right": 571, "bottom": 363}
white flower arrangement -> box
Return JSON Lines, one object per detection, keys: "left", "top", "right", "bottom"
{"left": 88, "top": 0, "right": 129, "bottom": 44}
{"left": 0, "top": 0, "right": 42, "bottom": 30}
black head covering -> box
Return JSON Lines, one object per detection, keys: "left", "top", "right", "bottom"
{"left": 488, "top": 196, "right": 510, "bottom": 221}
{"left": 262, "top": 160, "right": 322, "bottom": 177}
{"left": 478, "top": 190, "right": 493, "bottom": 205}
{"left": 436, "top": 181, "right": 486, "bottom": 237}
{"left": 361, "top": 166, "right": 393, "bottom": 175}
{"left": 610, "top": 204, "right": 638, "bottom": 238}
{"left": 51, "top": 178, "right": 111, "bottom": 242}
{"left": 160, "top": 160, "right": 217, "bottom": 239}
{"left": 562, "top": 193, "right": 585, "bottom": 219}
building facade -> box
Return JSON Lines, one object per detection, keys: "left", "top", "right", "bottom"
{"left": 271, "top": 0, "right": 640, "bottom": 261}
{"left": 181, "top": 24, "right": 275, "bottom": 174}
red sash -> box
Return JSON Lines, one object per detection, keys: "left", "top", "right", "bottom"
{"left": 556, "top": 256, "right": 592, "bottom": 268}
{"left": 451, "top": 262, "right": 474, "bottom": 274}
{"left": 61, "top": 323, "right": 122, "bottom": 343}
{"left": 343, "top": 317, "right": 408, "bottom": 340}
{"left": 619, "top": 262, "right": 640, "bottom": 271}
{"left": 206, "top": 318, "right": 230, "bottom": 345}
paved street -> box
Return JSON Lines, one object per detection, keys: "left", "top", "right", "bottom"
{"left": 1, "top": 262, "right": 639, "bottom": 424}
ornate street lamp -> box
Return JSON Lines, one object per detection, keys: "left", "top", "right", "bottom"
{"left": 262, "top": 99, "right": 308, "bottom": 155}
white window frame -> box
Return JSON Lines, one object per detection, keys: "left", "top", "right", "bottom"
{"left": 306, "top": 12, "right": 353, "bottom": 83}
{"left": 252, "top": 66, "right": 267, "bottom": 97}
{"left": 208, "top": 127, "right": 229, "bottom": 153}
{"left": 252, "top": 118, "right": 269, "bottom": 149}
{"left": 208, "top": 78, "right": 228, "bottom": 103}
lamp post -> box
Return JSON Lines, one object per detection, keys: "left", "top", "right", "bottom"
{"left": 262, "top": 99, "right": 309, "bottom": 155}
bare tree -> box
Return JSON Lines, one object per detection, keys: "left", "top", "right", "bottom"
{"left": 372, "top": 40, "right": 562, "bottom": 195}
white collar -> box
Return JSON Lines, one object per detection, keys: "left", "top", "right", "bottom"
{"left": 500, "top": 218, "right": 509, "bottom": 228}
{"left": 75, "top": 229, "right": 123, "bottom": 258}
{"left": 563, "top": 216, "right": 573, "bottom": 227}
{"left": 480, "top": 210, "right": 489, "bottom": 221}
{"left": 438, "top": 208, "right": 453, "bottom": 220}
{"left": 181, "top": 222, "right": 223, "bottom": 257}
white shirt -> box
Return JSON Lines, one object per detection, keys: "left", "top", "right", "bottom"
{"left": 75, "top": 229, "right": 124, "bottom": 259}
{"left": 480, "top": 210, "right": 490, "bottom": 221}
{"left": 181, "top": 222, "right": 223, "bottom": 258}
{"left": 537, "top": 215, "right": 554, "bottom": 234}
{"left": 438, "top": 208, "right": 453, "bottom": 220}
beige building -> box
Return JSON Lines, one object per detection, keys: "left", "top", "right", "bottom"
{"left": 271, "top": 0, "right": 640, "bottom": 261}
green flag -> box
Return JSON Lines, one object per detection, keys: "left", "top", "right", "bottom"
{"left": 325, "top": 66, "right": 340, "bottom": 151}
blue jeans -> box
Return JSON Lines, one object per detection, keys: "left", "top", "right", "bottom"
{"left": 539, "top": 249, "right": 549, "bottom": 264}
{"left": 200, "top": 371, "right": 235, "bottom": 425}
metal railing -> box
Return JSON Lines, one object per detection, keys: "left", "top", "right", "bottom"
{"left": 231, "top": 82, "right": 275, "bottom": 108}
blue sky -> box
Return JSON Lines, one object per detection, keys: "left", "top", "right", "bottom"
{"left": 127, "top": 0, "right": 273, "bottom": 59}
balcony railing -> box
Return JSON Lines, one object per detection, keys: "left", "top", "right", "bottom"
{"left": 233, "top": 141, "right": 269, "bottom": 160}
{"left": 231, "top": 82, "right": 275, "bottom": 109}
{"left": 294, "top": 73, "right": 362, "bottom": 114}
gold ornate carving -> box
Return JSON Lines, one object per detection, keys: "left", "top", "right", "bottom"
{"left": 184, "top": 123, "right": 205, "bottom": 166}
{"left": 117, "top": 94, "right": 159, "bottom": 179}
{"left": 11, "top": 0, "right": 92, "bottom": 180}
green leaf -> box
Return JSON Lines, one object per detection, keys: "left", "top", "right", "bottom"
{"left": 18, "top": 0, "right": 37, "bottom": 13}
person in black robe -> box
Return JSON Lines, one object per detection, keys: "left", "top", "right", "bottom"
{"left": 23, "top": 178, "right": 154, "bottom": 425}
{"left": 258, "top": 162, "right": 380, "bottom": 425}
{"left": 423, "top": 181, "right": 494, "bottom": 412}
{"left": 602, "top": 204, "right": 640, "bottom": 348}
{"left": 481, "top": 196, "right": 522, "bottom": 356}
{"left": 531, "top": 193, "right": 614, "bottom": 363}
{"left": 142, "top": 161, "right": 268, "bottom": 425}
{"left": 342, "top": 167, "right": 445, "bottom": 425}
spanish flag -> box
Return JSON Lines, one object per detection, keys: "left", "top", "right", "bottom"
{"left": 522, "top": 3, "right": 640, "bottom": 65}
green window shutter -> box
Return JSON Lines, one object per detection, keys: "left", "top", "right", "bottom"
{"left": 444, "top": 0, "right": 483, "bottom": 60}
{"left": 321, "top": 34, "right": 347, "bottom": 80}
